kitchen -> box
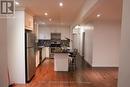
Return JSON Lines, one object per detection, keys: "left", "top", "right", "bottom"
{"left": 7, "top": 10, "right": 74, "bottom": 85}
{"left": 0, "top": 0, "right": 124, "bottom": 87}
{"left": 37, "top": 26, "right": 72, "bottom": 71}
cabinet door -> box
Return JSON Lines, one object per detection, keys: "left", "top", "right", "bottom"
{"left": 25, "top": 13, "right": 33, "bottom": 31}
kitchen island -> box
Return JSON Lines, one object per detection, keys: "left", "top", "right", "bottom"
{"left": 54, "top": 53, "right": 69, "bottom": 71}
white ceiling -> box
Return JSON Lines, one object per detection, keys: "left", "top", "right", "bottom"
{"left": 18, "top": 0, "right": 122, "bottom": 25}
{"left": 19, "top": 0, "right": 85, "bottom": 25}
{"left": 83, "top": 0, "right": 123, "bottom": 23}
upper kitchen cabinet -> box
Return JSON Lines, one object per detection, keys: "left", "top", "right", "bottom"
{"left": 25, "top": 12, "right": 33, "bottom": 31}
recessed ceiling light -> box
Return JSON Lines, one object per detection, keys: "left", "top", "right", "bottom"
{"left": 49, "top": 18, "right": 52, "bottom": 21}
{"left": 44, "top": 12, "right": 48, "bottom": 16}
{"left": 96, "top": 14, "right": 101, "bottom": 18}
{"left": 15, "top": 1, "right": 20, "bottom": 5}
{"left": 59, "top": 2, "right": 63, "bottom": 7}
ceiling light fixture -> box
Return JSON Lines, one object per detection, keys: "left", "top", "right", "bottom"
{"left": 15, "top": 1, "right": 20, "bottom": 5}
{"left": 44, "top": 12, "right": 48, "bottom": 16}
{"left": 96, "top": 14, "right": 101, "bottom": 18}
{"left": 59, "top": 2, "right": 63, "bottom": 7}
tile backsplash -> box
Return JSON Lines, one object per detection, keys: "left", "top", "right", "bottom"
{"left": 38, "top": 39, "right": 70, "bottom": 47}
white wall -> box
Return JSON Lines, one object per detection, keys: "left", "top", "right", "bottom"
{"left": 72, "top": 20, "right": 121, "bottom": 67}
{"left": 72, "top": 26, "right": 94, "bottom": 57}
{"left": 84, "top": 29, "right": 93, "bottom": 65}
{"left": 118, "top": 0, "right": 130, "bottom": 87}
{"left": 72, "top": 28, "right": 83, "bottom": 54}
{"left": 72, "top": 34, "right": 80, "bottom": 51}
{"left": 7, "top": 11, "right": 25, "bottom": 84}
{"left": 0, "top": 19, "right": 9, "bottom": 87}
{"left": 79, "top": 29, "right": 84, "bottom": 55}
{"left": 93, "top": 20, "right": 121, "bottom": 67}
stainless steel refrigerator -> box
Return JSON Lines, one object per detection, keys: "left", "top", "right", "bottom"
{"left": 25, "top": 32, "right": 36, "bottom": 82}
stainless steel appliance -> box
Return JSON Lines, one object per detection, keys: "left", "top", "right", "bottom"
{"left": 25, "top": 32, "right": 36, "bottom": 82}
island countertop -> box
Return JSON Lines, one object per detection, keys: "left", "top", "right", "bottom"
{"left": 52, "top": 52, "right": 69, "bottom": 54}
{"left": 54, "top": 53, "right": 69, "bottom": 71}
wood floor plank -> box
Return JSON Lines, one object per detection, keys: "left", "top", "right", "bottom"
{"left": 13, "top": 59, "right": 118, "bottom": 87}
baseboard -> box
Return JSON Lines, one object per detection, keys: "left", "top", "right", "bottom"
{"left": 36, "top": 57, "right": 47, "bottom": 69}
{"left": 41, "top": 57, "right": 46, "bottom": 63}
{"left": 83, "top": 59, "right": 92, "bottom": 68}
{"left": 92, "top": 65, "right": 119, "bottom": 68}
{"left": 92, "top": 66, "right": 119, "bottom": 68}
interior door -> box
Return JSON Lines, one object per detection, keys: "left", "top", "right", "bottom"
{"left": 82, "top": 32, "right": 85, "bottom": 57}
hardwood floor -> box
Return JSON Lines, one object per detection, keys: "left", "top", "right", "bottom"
{"left": 13, "top": 59, "right": 118, "bottom": 87}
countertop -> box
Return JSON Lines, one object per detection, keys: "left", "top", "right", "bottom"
{"left": 38, "top": 46, "right": 44, "bottom": 48}
{"left": 51, "top": 49, "right": 70, "bottom": 53}
{"left": 52, "top": 52, "right": 69, "bottom": 53}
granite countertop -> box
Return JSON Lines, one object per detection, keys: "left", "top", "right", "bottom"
{"left": 38, "top": 39, "right": 70, "bottom": 47}
{"left": 51, "top": 49, "right": 70, "bottom": 53}
{"left": 38, "top": 46, "right": 45, "bottom": 48}
{"left": 52, "top": 52, "right": 69, "bottom": 53}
